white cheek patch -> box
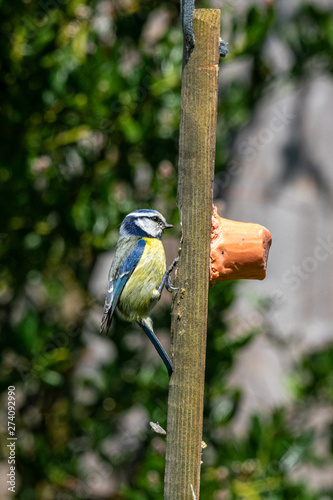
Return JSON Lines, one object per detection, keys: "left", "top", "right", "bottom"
{"left": 134, "top": 217, "right": 162, "bottom": 238}
{"left": 135, "top": 218, "right": 148, "bottom": 232}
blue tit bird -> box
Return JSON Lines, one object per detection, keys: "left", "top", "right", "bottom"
{"left": 100, "top": 209, "right": 178, "bottom": 376}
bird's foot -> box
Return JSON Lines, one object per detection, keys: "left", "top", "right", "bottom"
{"left": 165, "top": 257, "right": 179, "bottom": 293}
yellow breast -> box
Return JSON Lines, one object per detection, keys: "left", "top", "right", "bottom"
{"left": 118, "top": 238, "right": 166, "bottom": 321}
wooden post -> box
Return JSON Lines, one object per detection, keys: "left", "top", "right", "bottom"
{"left": 164, "top": 9, "right": 220, "bottom": 500}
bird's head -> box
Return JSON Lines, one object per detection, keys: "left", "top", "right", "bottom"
{"left": 119, "top": 209, "right": 173, "bottom": 239}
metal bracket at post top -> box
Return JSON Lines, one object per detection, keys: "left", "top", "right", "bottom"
{"left": 181, "top": 0, "right": 195, "bottom": 63}
{"left": 181, "top": 0, "right": 228, "bottom": 63}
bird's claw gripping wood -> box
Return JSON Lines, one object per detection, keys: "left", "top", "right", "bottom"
{"left": 166, "top": 274, "right": 178, "bottom": 293}
{"left": 158, "top": 257, "right": 179, "bottom": 295}
{"left": 165, "top": 257, "right": 179, "bottom": 292}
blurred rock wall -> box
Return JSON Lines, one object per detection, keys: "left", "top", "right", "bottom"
{"left": 218, "top": 67, "right": 333, "bottom": 484}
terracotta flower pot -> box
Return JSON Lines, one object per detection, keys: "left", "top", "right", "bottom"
{"left": 210, "top": 206, "right": 272, "bottom": 284}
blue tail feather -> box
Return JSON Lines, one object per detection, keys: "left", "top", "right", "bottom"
{"left": 137, "top": 320, "right": 173, "bottom": 377}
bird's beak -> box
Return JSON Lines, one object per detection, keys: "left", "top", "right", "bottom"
{"left": 164, "top": 222, "right": 173, "bottom": 229}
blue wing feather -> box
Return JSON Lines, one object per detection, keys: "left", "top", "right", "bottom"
{"left": 100, "top": 239, "right": 146, "bottom": 334}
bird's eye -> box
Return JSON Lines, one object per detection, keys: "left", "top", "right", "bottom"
{"left": 152, "top": 216, "right": 159, "bottom": 222}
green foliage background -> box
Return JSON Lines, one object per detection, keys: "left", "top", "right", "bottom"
{"left": 1, "top": 0, "right": 333, "bottom": 499}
